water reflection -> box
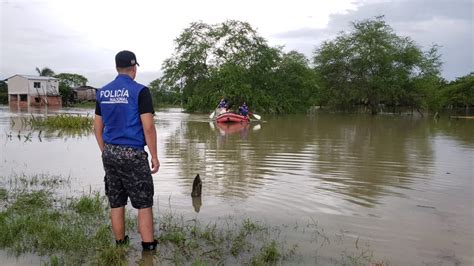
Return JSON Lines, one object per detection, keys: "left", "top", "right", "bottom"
{"left": 164, "top": 119, "right": 266, "bottom": 199}
{"left": 136, "top": 250, "right": 156, "bottom": 266}
{"left": 192, "top": 196, "right": 202, "bottom": 213}
{"left": 7, "top": 104, "right": 62, "bottom": 115}
{"left": 163, "top": 113, "right": 473, "bottom": 209}
{"left": 1, "top": 107, "right": 473, "bottom": 265}
{"left": 2, "top": 105, "right": 472, "bottom": 211}
{"left": 310, "top": 115, "right": 435, "bottom": 207}
{"left": 215, "top": 121, "right": 250, "bottom": 138}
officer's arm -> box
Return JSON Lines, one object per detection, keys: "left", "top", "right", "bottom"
{"left": 141, "top": 113, "right": 159, "bottom": 174}
{"left": 94, "top": 115, "right": 105, "bottom": 152}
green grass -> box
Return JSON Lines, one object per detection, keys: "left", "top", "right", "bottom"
{"left": 70, "top": 193, "right": 103, "bottom": 215}
{"left": 12, "top": 114, "right": 93, "bottom": 138}
{"left": 0, "top": 174, "right": 387, "bottom": 265}
{"left": 0, "top": 188, "right": 7, "bottom": 200}
{"left": 0, "top": 177, "right": 122, "bottom": 265}
{"left": 252, "top": 240, "right": 281, "bottom": 265}
{"left": 26, "top": 114, "right": 93, "bottom": 130}
{"left": 0, "top": 190, "right": 113, "bottom": 264}
{"left": 68, "top": 101, "right": 96, "bottom": 108}
{"left": 154, "top": 213, "right": 294, "bottom": 264}
{"left": 6, "top": 174, "right": 70, "bottom": 190}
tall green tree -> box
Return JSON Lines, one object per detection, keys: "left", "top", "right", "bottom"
{"left": 54, "top": 73, "right": 88, "bottom": 104}
{"left": 148, "top": 78, "right": 181, "bottom": 106}
{"left": 161, "top": 20, "right": 281, "bottom": 112}
{"left": 54, "top": 73, "right": 88, "bottom": 88}
{"left": 438, "top": 73, "right": 474, "bottom": 111}
{"left": 35, "top": 67, "right": 55, "bottom": 77}
{"left": 269, "top": 51, "right": 319, "bottom": 113}
{"left": 313, "top": 16, "right": 442, "bottom": 114}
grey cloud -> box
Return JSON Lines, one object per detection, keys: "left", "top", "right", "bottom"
{"left": 272, "top": 0, "right": 473, "bottom": 80}
{"left": 275, "top": 0, "right": 472, "bottom": 39}
{"left": 82, "top": 70, "right": 161, "bottom": 89}
{"left": 0, "top": 1, "right": 162, "bottom": 87}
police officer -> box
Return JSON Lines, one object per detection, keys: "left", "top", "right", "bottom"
{"left": 94, "top": 50, "right": 159, "bottom": 251}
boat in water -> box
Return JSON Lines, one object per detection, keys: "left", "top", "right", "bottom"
{"left": 215, "top": 112, "right": 249, "bottom": 123}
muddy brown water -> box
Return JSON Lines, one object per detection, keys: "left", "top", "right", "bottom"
{"left": 0, "top": 106, "right": 473, "bottom": 265}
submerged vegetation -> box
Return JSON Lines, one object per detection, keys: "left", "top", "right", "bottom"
{"left": 5, "top": 114, "right": 93, "bottom": 139}
{"left": 27, "top": 114, "right": 93, "bottom": 130}
{"left": 0, "top": 174, "right": 387, "bottom": 265}
{"left": 0, "top": 190, "right": 118, "bottom": 265}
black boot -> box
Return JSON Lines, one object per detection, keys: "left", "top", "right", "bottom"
{"left": 142, "top": 239, "right": 158, "bottom": 251}
{"left": 115, "top": 235, "right": 129, "bottom": 247}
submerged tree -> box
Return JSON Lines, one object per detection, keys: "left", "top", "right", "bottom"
{"left": 148, "top": 77, "right": 182, "bottom": 107}
{"left": 269, "top": 51, "right": 319, "bottom": 113}
{"left": 161, "top": 20, "right": 282, "bottom": 112}
{"left": 438, "top": 73, "right": 474, "bottom": 111}
{"left": 314, "top": 16, "right": 442, "bottom": 114}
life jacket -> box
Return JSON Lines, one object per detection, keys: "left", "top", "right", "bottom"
{"left": 97, "top": 74, "right": 146, "bottom": 150}
{"left": 239, "top": 105, "right": 249, "bottom": 116}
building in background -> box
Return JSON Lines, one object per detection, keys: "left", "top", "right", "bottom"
{"left": 72, "top": 85, "right": 96, "bottom": 102}
{"left": 6, "top": 75, "right": 61, "bottom": 107}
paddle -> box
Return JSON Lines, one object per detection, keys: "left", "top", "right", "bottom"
{"left": 250, "top": 112, "right": 261, "bottom": 120}
{"left": 209, "top": 111, "right": 215, "bottom": 119}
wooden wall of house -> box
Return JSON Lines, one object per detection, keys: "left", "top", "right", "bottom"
{"left": 75, "top": 89, "right": 96, "bottom": 101}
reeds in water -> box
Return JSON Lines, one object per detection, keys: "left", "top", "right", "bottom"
{"left": 27, "top": 114, "right": 93, "bottom": 130}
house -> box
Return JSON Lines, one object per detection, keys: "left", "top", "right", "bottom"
{"left": 6, "top": 75, "right": 62, "bottom": 107}
{"left": 72, "top": 85, "right": 96, "bottom": 102}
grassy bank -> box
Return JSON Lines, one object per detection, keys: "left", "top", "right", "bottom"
{"left": 0, "top": 174, "right": 387, "bottom": 265}
{"left": 68, "top": 101, "right": 96, "bottom": 109}
{"left": 0, "top": 174, "right": 132, "bottom": 265}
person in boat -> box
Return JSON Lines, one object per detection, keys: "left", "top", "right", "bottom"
{"left": 216, "top": 97, "right": 229, "bottom": 115}
{"left": 217, "top": 97, "right": 228, "bottom": 109}
{"left": 238, "top": 102, "right": 249, "bottom": 118}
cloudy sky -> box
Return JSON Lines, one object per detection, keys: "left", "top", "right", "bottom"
{"left": 1, "top": 0, "right": 472, "bottom": 87}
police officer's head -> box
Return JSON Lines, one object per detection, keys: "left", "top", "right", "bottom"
{"left": 115, "top": 50, "right": 139, "bottom": 79}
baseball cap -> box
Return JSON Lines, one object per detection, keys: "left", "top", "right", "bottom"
{"left": 115, "top": 50, "right": 140, "bottom": 68}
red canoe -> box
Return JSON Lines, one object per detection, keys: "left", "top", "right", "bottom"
{"left": 215, "top": 112, "right": 249, "bottom": 123}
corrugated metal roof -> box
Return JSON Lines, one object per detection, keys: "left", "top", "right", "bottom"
{"left": 5, "top": 74, "right": 58, "bottom": 81}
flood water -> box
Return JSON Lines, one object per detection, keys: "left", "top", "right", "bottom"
{"left": 0, "top": 105, "right": 473, "bottom": 265}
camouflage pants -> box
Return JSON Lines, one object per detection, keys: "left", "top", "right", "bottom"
{"left": 102, "top": 143, "right": 154, "bottom": 209}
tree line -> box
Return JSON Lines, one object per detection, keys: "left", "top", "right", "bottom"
{"left": 151, "top": 16, "right": 473, "bottom": 114}
{"left": 2, "top": 16, "right": 471, "bottom": 114}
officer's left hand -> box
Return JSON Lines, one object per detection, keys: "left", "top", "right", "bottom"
{"left": 151, "top": 157, "right": 160, "bottom": 174}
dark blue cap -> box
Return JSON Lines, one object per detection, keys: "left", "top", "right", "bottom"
{"left": 115, "top": 50, "right": 139, "bottom": 68}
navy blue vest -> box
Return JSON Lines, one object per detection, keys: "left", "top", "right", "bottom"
{"left": 97, "top": 74, "right": 146, "bottom": 150}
